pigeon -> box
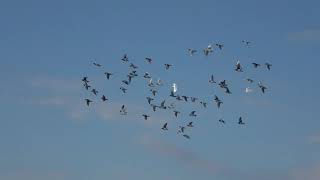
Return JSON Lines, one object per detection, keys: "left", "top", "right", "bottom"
{"left": 143, "top": 72, "right": 151, "bottom": 79}
{"left": 246, "top": 78, "right": 254, "bottom": 83}
{"left": 219, "top": 80, "right": 228, "bottom": 88}
{"left": 209, "top": 75, "right": 216, "bottom": 83}
{"left": 85, "top": 99, "right": 92, "bottom": 106}
{"left": 164, "top": 64, "right": 172, "bottom": 70}
{"left": 252, "top": 63, "right": 261, "bottom": 68}
{"left": 214, "top": 95, "right": 223, "bottom": 108}
{"left": 225, "top": 87, "right": 232, "bottom": 94}
{"left": 242, "top": 40, "right": 251, "bottom": 46}
{"left": 101, "top": 95, "right": 108, "bottom": 102}
{"left": 122, "top": 80, "right": 130, "bottom": 85}
{"left": 160, "top": 100, "right": 167, "bottom": 109}
{"left": 121, "top": 54, "right": 129, "bottom": 62}
{"left": 151, "top": 104, "right": 157, "bottom": 112}
{"left": 218, "top": 119, "right": 225, "bottom": 124}
{"left": 200, "top": 101, "right": 207, "bottom": 108}
{"left": 120, "top": 87, "right": 127, "bottom": 93}
{"left": 177, "top": 126, "right": 185, "bottom": 134}
{"left": 156, "top": 79, "right": 163, "bottom": 86}
{"left": 161, "top": 123, "right": 168, "bottom": 130}
{"left": 127, "top": 75, "right": 133, "bottom": 83}
{"left": 258, "top": 82, "right": 267, "bottom": 93}
{"left": 189, "top": 111, "right": 197, "bottom": 117}
{"left": 129, "top": 70, "right": 138, "bottom": 77}
{"left": 215, "top": 43, "right": 224, "bottom": 50}
{"left": 142, "top": 114, "right": 150, "bottom": 120}
{"left": 188, "top": 48, "right": 197, "bottom": 56}
{"left": 104, "top": 72, "right": 113, "bottom": 80}
{"left": 190, "top": 97, "right": 198, "bottom": 103}
{"left": 93, "top": 62, "right": 102, "bottom": 67}
{"left": 173, "top": 110, "right": 180, "bottom": 117}
{"left": 82, "top": 77, "right": 89, "bottom": 83}
{"left": 265, "top": 63, "right": 272, "bottom": 70}
{"left": 130, "top": 63, "right": 138, "bottom": 69}
{"left": 187, "top": 122, "right": 193, "bottom": 127}
{"left": 91, "top": 89, "right": 98, "bottom": 95}
{"left": 150, "top": 89, "right": 157, "bottom": 96}
{"left": 203, "top": 44, "right": 214, "bottom": 56}
{"left": 145, "top": 57, "right": 152, "bottom": 64}
{"left": 120, "top": 105, "right": 127, "bottom": 115}
{"left": 235, "top": 60, "right": 243, "bottom": 72}
{"left": 167, "top": 103, "right": 175, "bottom": 109}
{"left": 183, "top": 134, "right": 191, "bottom": 139}
{"left": 181, "top": 95, "right": 188, "bottom": 102}
{"left": 245, "top": 87, "right": 253, "bottom": 93}
{"left": 148, "top": 79, "right": 154, "bottom": 87}
{"left": 83, "top": 83, "right": 91, "bottom": 90}
{"left": 170, "top": 91, "right": 176, "bottom": 97}
{"left": 238, "top": 117, "right": 245, "bottom": 125}
{"left": 146, "top": 97, "right": 154, "bottom": 104}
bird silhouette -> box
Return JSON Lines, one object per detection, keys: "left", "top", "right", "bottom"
{"left": 161, "top": 123, "right": 168, "bottom": 130}
{"left": 189, "top": 111, "right": 197, "bottom": 117}
{"left": 265, "top": 63, "right": 272, "bottom": 70}
{"left": 85, "top": 99, "right": 92, "bottom": 106}
{"left": 145, "top": 57, "right": 152, "bottom": 64}
{"left": 104, "top": 72, "right": 113, "bottom": 79}
{"left": 101, "top": 95, "right": 108, "bottom": 102}
{"left": 238, "top": 117, "right": 245, "bottom": 125}
{"left": 142, "top": 114, "right": 150, "bottom": 120}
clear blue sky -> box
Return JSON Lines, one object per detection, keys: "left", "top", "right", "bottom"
{"left": 1, "top": 0, "right": 320, "bottom": 180}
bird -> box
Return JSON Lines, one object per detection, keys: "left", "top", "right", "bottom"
{"left": 225, "top": 87, "right": 232, "bottom": 94}
{"left": 173, "top": 110, "right": 180, "bottom": 117}
{"left": 214, "top": 95, "right": 223, "bottom": 108}
{"left": 121, "top": 54, "right": 129, "bottom": 62}
{"left": 252, "top": 63, "right": 261, "bottom": 68}
{"left": 82, "top": 77, "right": 89, "bottom": 83}
{"left": 142, "top": 114, "right": 150, "bottom": 120}
{"left": 170, "top": 91, "right": 176, "bottom": 97}
{"left": 85, "top": 99, "right": 92, "bottom": 106}
{"left": 219, "top": 80, "right": 228, "bottom": 88}
{"left": 218, "top": 119, "right": 225, "bottom": 124}
{"left": 203, "top": 44, "right": 214, "bottom": 56}
{"left": 190, "top": 97, "right": 198, "bottom": 103}
{"left": 187, "top": 122, "right": 193, "bottom": 127}
{"left": 242, "top": 40, "right": 251, "bottom": 46}
{"left": 83, "top": 83, "right": 91, "bottom": 90}
{"left": 120, "top": 105, "right": 127, "bottom": 115}
{"left": 183, "top": 134, "right": 191, "bottom": 139}
{"left": 156, "top": 79, "right": 163, "bottom": 86}
{"left": 122, "top": 80, "right": 130, "bottom": 85}
{"left": 164, "top": 64, "right": 172, "bottom": 70}
{"left": 161, "top": 123, "right": 168, "bottom": 130}
{"left": 177, "top": 126, "right": 185, "bottom": 134}
{"left": 150, "top": 89, "right": 157, "bottom": 96}
{"left": 93, "top": 62, "right": 102, "bottom": 67}
{"left": 101, "top": 95, "right": 108, "bottom": 102}
{"left": 258, "top": 82, "right": 267, "bottom": 93}
{"left": 151, "top": 104, "right": 157, "bottom": 112}
{"left": 200, "top": 101, "right": 207, "bottom": 108}
{"left": 176, "top": 95, "right": 183, "bottom": 101}
{"left": 91, "top": 89, "right": 98, "bottom": 95}
{"left": 145, "top": 57, "right": 152, "bottom": 64}
{"left": 235, "top": 60, "right": 243, "bottom": 72}
{"left": 215, "top": 43, "right": 224, "bottom": 50}
{"left": 265, "top": 63, "right": 272, "bottom": 70}
{"left": 245, "top": 87, "right": 253, "bottom": 93}
{"left": 160, "top": 100, "right": 166, "bottom": 109}
{"left": 120, "top": 87, "right": 127, "bottom": 93}
{"left": 238, "top": 117, "right": 245, "bottom": 125}
{"left": 143, "top": 72, "right": 151, "bottom": 79}
{"left": 188, "top": 48, "right": 197, "bottom": 56}
{"left": 104, "top": 72, "right": 113, "bottom": 80}
{"left": 209, "top": 75, "right": 216, "bottom": 83}
{"left": 181, "top": 95, "right": 188, "bottom": 102}
{"left": 246, "top": 78, "right": 254, "bottom": 83}
{"left": 130, "top": 63, "right": 138, "bottom": 69}
{"left": 146, "top": 97, "right": 154, "bottom": 104}
{"left": 148, "top": 79, "right": 154, "bottom": 87}
{"left": 189, "top": 111, "right": 197, "bottom": 117}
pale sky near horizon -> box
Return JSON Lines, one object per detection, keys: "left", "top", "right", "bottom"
{"left": 0, "top": 0, "right": 320, "bottom": 180}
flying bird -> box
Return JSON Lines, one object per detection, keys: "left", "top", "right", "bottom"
{"left": 160, "top": 100, "right": 167, "bottom": 109}
{"left": 265, "top": 63, "right": 272, "bottom": 70}
{"left": 122, "top": 80, "right": 130, "bottom": 85}
{"left": 181, "top": 95, "right": 188, "bottom": 102}
{"left": 188, "top": 48, "right": 197, "bottom": 56}
{"left": 183, "top": 134, "right": 191, "bottom": 139}
{"left": 91, "top": 89, "right": 98, "bottom": 95}
{"left": 142, "top": 114, "right": 150, "bottom": 120}
{"left": 104, "top": 72, "right": 113, "bottom": 80}
{"left": 187, "top": 122, "right": 193, "bottom": 127}
{"left": 121, "top": 54, "right": 129, "bottom": 62}
{"left": 200, "top": 101, "right": 207, "bottom": 108}
{"left": 83, "top": 83, "right": 91, "bottom": 90}
{"left": 173, "top": 110, "right": 180, "bottom": 117}
{"left": 238, "top": 117, "right": 245, "bottom": 125}
{"left": 219, "top": 119, "right": 225, "bottom": 124}
{"left": 145, "top": 57, "right": 152, "bottom": 64}
{"left": 146, "top": 97, "right": 154, "bottom": 104}
{"left": 143, "top": 72, "right": 151, "bottom": 79}
{"left": 252, "top": 63, "right": 261, "bottom": 68}
{"left": 164, "top": 64, "right": 172, "bottom": 70}
{"left": 235, "top": 60, "right": 243, "bottom": 72}
{"left": 120, "top": 87, "right": 127, "bottom": 94}
{"left": 130, "top": 63, "right": 138, "bottom": 69}
{"left": 190, "top": 97, "right": 198, "bottom": 103}
{"left": 215, "top": 43, "right": 224, "bottom": 50}
{"left": 93, "top": 62, "right": 102, "bottom": 67}
{"left": 101, "top": 95, "right": 108, "bottom": 102}
{"left": 120, "top": 105, "right": 127, "bottom": 115}
{"left": 161, "top": 123, "right": 168, "bottom": 130}
{"left": 85, "top": 99, "right": 92, "bottom": 106}
{"left": 258, "top": 82, "right": 267, "bottom": 93}
{"left": 82, "top": 77, "right": 89, "bottom": 83}
{"left": 189, "top": 111, "right": 197, "bottom": 117}
{"left": 246, "top": 78, "right": 254, "bottom": 83}
{"left": 151, "top": 104, "right": 157, "bottom": 112}
{"left": 203, "top": 44, "right": 214, "bottom": 56}
{"left": 209, "top": 75, "right": 216, "bottom": 83}
{"left": 150, "top": 89, "right": 157, "bottom": 96}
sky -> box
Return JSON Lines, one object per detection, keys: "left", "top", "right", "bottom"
{"left": 0, "top": 0, "right": 320, "bottom": 179}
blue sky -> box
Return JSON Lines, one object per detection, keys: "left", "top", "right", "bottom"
{"left": 0, "top": 0, "right": 320, "bottom": 179}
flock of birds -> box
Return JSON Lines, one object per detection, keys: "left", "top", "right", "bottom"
{"left": 81, "top": 41, "right": 272, "bottom": 139}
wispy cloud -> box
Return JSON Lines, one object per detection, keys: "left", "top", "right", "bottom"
{"left": 288, "top": 29, "right": 320, "bottom": 42}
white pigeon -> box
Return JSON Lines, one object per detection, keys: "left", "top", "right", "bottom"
{"left": 172, "top": 83, "right": 178, "bottom": 93}
{"left": 245, "top": 87, "right": 253, "bottom": 93}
